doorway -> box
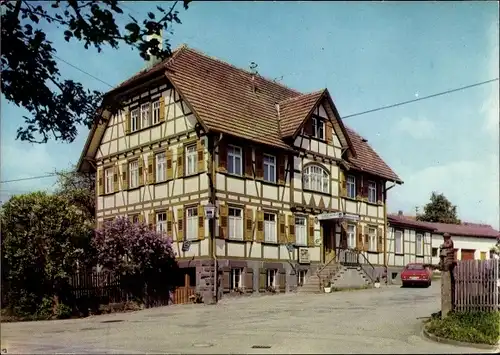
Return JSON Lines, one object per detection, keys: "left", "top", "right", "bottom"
{"left": 323, "top": 222, "right": 336, "bottom": 263}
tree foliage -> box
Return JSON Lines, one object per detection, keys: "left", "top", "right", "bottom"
{"left": 416, "top": 192, "right": 461, "bottom": 224}
{"left": 1, "top": 0, "right": 190, "bottom": 144}
{"left": 54, "top": 167, "right": 95, "bottom": 220}
{"left": 92, "top": 216, "right": 176, "bottom": 276}
{"left": 1, "top": 192, "right": 93, "bottom": 315}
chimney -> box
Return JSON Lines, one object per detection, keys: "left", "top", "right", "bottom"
{"left": 398, "top": 210, "right": 403, "bottom": 216}
{"left": 145, "top": 30, "right": 163, "bottom": 68}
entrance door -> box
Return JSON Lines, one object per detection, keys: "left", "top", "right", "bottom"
{"left": 323, "top": 223, "right": 335, "bottom": 263}
{"left": 461, "top": 249, "right": 475, "bottom": 260}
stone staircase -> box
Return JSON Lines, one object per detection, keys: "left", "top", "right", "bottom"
{"left": 298, "top": 262, "right": 342, "bottom": 293}
{"left": 330, "top": 266, "right": 372, "bottom": 289}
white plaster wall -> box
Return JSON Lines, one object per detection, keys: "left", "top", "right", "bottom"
{"left": 430, "top": 233, "right": 497, "bottom": 264}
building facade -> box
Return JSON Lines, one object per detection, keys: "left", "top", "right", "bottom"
{"left": 78, "top": 45, "right": 403, "bottom": 296}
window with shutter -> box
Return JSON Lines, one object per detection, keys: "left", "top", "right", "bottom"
{"left": 244, "top": 208, "right": 254, "bottom": 241}
{"left": 197, "top": 205, "right": 205, "bottom": 240}
{"left": 228, "top": 207, "right": 243, "bottom": 241}
{"left": 186, "top": 207, "right": 198, "bottom": 241}
{"left": 197, "top": 140, "right": 205, "bottom": 173}
{"left": 129, "top": 160, "right": 139, "bottom": 189}
{"left": 219, "top": 204, "right": 228, "bottom": 239}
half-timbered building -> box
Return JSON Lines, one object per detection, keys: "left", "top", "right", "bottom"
{"left": 78, "top": 45, "right": 403, "bottom": 298}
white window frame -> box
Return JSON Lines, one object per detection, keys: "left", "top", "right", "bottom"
{"left": 140, "top": 102, "right": 150, "bottom": 129}
{"left": 295, "top": 216, "right": 307, "bottom": 246}
{"left": 263, "top": 154, "right": 276, "bottom": 183}
{"left": 129, "top": 160, "right": 139, "bottom": 189}
{"left": 312, "top": 117, "right": 325, "bottom": 140}
{"left": 264, "top": 213, "right": 277, "bottom": 243}
{"left": 152, "top": 100, "right": 161, "bottom": 125}
{"left": 416, "top": 233, "right": 424, "bottom": 256}
{"left": 227, "top": 145, "right": 243, "bottom": 176}
{"left": 156, "top": 212, "right": 167, "bottom": 236}
{"left": 346, "top": 175, "right": 356, "bottom": 199}
{"left": 186, "top": 207, "right": 198, "bottom": 241}
{"left": 186, "top": 144, "right": 197, "bottom": 175}
{"left": 228, "top": 207, "right": 244, "bottom": 241}
{"left": 347, "top": 224, "right": 356, "bottom": 249}
{"left": 298, "top": 269, "right": 307, "bottom": 286}
{"left": 231, "top": 268, "right": 243, "bottom": 289}
{"left": 368, "top": 227, "right": 377, "bottom": 252}
{"left": 156, "top": 152, "right": 166, "bottom": 182}
{"left": 267, "top": 269, "right": 277, "bottom": 288}
{"left": 395, "top": 230, "right": 403, "bottom": 254}
{"left": 130, "top": 108, "right": 139, "bottom": 132}
{"left": 104, "top": 167, "right": 114, "bottom": 194}
{"left": 302, "top": 165, "right": 329, "bottom": 193}
{"left": 368, "top": 181, "right": 377, "bottom": 203}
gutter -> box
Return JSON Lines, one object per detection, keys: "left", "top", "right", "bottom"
{"left": 384, "top": 182, "right": 397, "bottom": 267}
{"left": 208, "top": 132, "right": 223, "bottom": 303}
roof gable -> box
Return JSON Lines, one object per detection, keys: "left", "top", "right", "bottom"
{"left": 279, "top": 90, "right": 325, "bottom": 137}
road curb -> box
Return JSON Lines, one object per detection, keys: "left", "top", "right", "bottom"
{"left": 422, "top": 324, "right": 499, "bottom": 350}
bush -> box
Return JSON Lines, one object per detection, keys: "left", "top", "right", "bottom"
{"left": 425, "top": 311, "right": 500, "bottom": 345}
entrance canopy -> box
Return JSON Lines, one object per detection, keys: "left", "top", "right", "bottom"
{"left": 317, "top": 212, "right": 359, "bottom": 222}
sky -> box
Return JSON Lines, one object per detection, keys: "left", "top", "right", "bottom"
{"left": 1, "top": 1, "right": 499, "bottom": 228}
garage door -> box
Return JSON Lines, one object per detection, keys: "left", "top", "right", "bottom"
{"left": 461, "top": 249, "right": 475, "bottom": 260}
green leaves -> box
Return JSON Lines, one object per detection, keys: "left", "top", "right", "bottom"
{"left": 416, "top": 192, "right": 461, "bottom": 224}
{"left": 1, "top": 0, "right": 188, "bottom": 143}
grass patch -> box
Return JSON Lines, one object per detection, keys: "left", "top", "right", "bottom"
{"left": 330, "top": 285, "right": 371, "bottom": 292}
{"left": 425, "top": 311, "right": 500, "bottom": 345}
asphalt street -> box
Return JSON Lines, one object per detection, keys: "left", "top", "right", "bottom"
{"left": 1, "top": 282, "right": 496, "bottom": 354}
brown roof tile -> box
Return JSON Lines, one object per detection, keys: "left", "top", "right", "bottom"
{"left": 103, "top": 44, "right": 402, "bottom": 181}
{"left": 345, "top": 127, "right": 402, "bottom": 182}
{"left": 388, "top": 214, "right": 500, "bottom": 239}
{"left": 279, "top": 90, "right": 325, "bottom": 137}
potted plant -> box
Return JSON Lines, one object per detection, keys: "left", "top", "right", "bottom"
{"left": 374, "top": 277, "right": 381, "bottom": 289}
{"left": 323, "top": 281, "right": 332, "bottom": 293}
{"left": 266, "top": 285, "right": 277, "bottom": 293}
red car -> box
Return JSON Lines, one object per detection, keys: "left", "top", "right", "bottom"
{"left": 401, "top": 263, "right": 432, "bottom": 288}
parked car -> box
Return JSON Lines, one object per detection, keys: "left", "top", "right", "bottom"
{"left": 401, "top": 263, "right": 432, "bottom": 288}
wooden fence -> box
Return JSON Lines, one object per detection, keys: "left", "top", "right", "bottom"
{"left": 69, "top": 271, "right": 195, "bottom": 308}
{"left": 453, "top": 259, "right": 499, "bottom": 312}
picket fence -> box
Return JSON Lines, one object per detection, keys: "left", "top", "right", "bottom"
{"left": 453, "top": 259, "right": 499, "bottom": 312}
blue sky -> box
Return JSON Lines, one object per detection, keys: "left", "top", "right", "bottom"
{"left": 1, "top": 1, "right": 499, "bottom": 228}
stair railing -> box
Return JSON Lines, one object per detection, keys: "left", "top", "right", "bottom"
{"left": 356, "top": 251, "right": 377, "bottom": 282}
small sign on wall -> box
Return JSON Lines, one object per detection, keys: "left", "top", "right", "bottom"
{"left": 298, "top": 248, "right": 311, "bottom": 264}
{"left": 182, "top": 240, "right": 191, "bottom": 252}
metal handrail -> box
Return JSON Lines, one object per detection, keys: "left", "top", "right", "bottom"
{"left": 356, "top": 251, "right": 376, "bottom": 282}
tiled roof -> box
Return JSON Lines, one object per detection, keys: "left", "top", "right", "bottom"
{"left": 387, "top": 214, "right": 437, "bottom": 231}
{"left": 388, "top": 214, "right": 500, "bottom": 239}
{"left": 104, "top": 44, "right": 402, "bottom": 181}
{"left": 279, "top": 90, "right": 326, "bottom": 137}
{"left": 345, "top": 127, "right": 402, "bottom": 182}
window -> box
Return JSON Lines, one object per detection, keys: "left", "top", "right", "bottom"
{"left": 264, "top": 213, "right": 277, "bottom": 243}
{"left": 267, "top": 269, "right": 277, "bottom": 288}
{"left": 130, "top": 108, "right": 139, "bottom": 132}
{"left": 228, "top": 208, "right": 243, "bottom": 240}
{"left": 368, "top": 181, "right": 377, "bottom": 203}
{"left": 312, "top": 117, "right": 325, "bottom": 140}
{"left": 303, "top": 165, "right": 329, "bottom": 193}
{"left": 104, "top": 167, "right": 114, "bottom": 194}
{"left": 480, "top": 251, "right": 487, "bottom": 260}
{"left": 368, "top": 227, "right": 377, "bottom": 252}
{"left": 346, "top": 175, "right": 356, "bottom": 199}
{"left": 295, "top": 216, "right": 307, "bottom": 246}
{"left": 141, "top": 102, "right": 150, "bottom": 129}
{"left": 156, "top": 152, "right": 166, "bottom": 182}
{"left": 186, "top": 207, "right": 198, "bottom": 241}
{"left": 432, "top": 248, "right": 438, "bottom": 257}
{"left": 298, "top": 270, "right": 307, "bottom": 286}
{"left": 231, "top": 268, "right": 243, "bottom": 289}
{"left": 152, "top": 100, "right": 161, "bottom": 125}
{"left": 227, "top": 145, "right": 242, "bottom": 175}
{"left": 156, "top": 212, "right": 167, "bottom": 236}
{"left": 186, "top": 145, "right": 197, "bottom": 175}
{"left": 395, "top": 230, "right": 403, "bottom": 254}
{"left": 131, "top": 214, "right": 140, "bottom": 224}
{"left": 129, "top": 160, "right": 139, "bottom": 189}
{"left": 263, "top": 154, "right": 276, "bottom": 183}
{"left": 347, "top": 224, "right": 356, "bottom": 249}
{"left": 416, "top": 234, "right": 423, "bottom": 256}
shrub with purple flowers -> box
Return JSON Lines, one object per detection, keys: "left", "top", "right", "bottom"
{"left": 92, "top": 216, "right": 179, "bottom": 306}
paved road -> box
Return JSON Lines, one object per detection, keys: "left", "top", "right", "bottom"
{"left": 1, "top": 282, "right": 496, "bottom": 354}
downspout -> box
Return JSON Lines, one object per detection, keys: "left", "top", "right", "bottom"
{"left": 384, "top": 182, "right": 397, "bottom": 267}
{"left": 209, "top": 133, "right": 223, "bottom": 302}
